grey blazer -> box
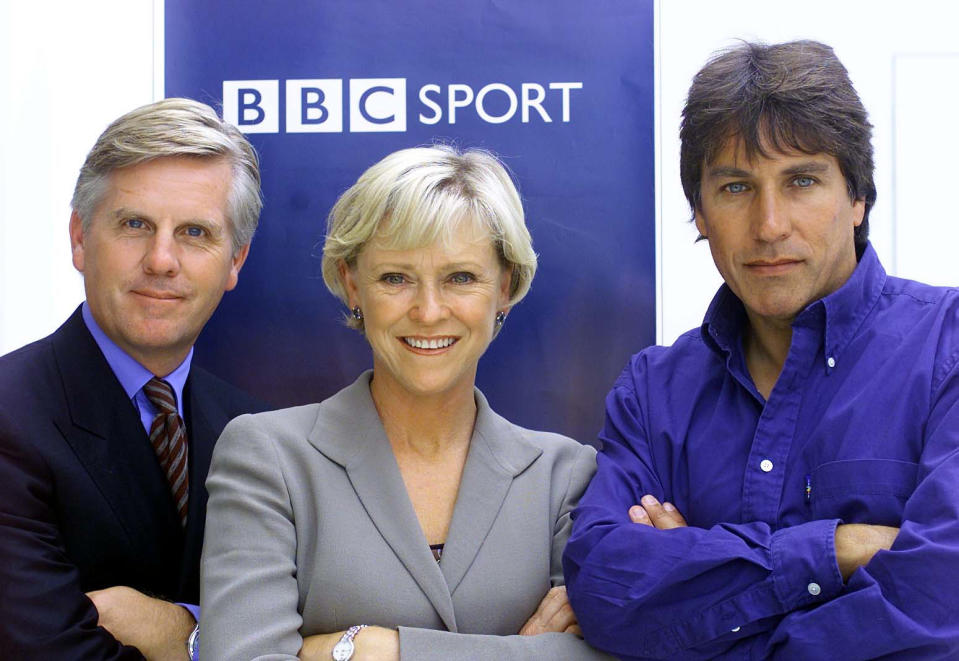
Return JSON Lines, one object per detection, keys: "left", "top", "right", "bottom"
{"left": 200, "top": 372, "right": 612, "bottom": 660}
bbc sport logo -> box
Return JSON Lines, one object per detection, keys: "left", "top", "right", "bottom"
{"left": 223, "top": 78, "right": 584, "bottom": 133}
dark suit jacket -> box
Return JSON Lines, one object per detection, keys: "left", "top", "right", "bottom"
{"left": 0, "top": 307, "right": 265, "bottom": 659}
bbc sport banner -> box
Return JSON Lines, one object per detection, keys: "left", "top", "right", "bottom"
{"left": 165, "top": 0, "right": 655, "bottom": 445}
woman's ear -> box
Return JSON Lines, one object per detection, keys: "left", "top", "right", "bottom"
{"left": 338, "top": 260, "right": 359, "bottom": 307}
{"left": 499, "top": 264, "right": 514, "bottom": 308}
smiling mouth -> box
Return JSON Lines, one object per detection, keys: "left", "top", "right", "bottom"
{"left": 402, "top": 336, "right": 458, "bottom": 350}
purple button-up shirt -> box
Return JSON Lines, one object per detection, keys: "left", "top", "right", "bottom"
{"left": 564, "top": 244, "right": 959, "bottom": 659}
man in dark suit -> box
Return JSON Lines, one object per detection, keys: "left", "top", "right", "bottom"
{"left": 0, "top": 98, "right": 266, "bottom": 659}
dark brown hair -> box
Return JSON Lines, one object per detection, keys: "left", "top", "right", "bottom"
{"left": 680, "top": 40, "right": 876, "bottom": 255}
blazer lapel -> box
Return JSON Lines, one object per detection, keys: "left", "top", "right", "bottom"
{"left": 308, "top": 373, "right": 458, "bottom": 631}
{"left": 51, "top": 310, "right": 177, "bottom": 549}
{"left": 439, "top": 390, "right": 542, "bottom": 596}
{"left": 177, "top": 369, "right": 223, "bottom": 597}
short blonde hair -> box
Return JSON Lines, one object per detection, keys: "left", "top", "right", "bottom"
{"left": 322, "top": 145, "right": 537, "bottom": 329}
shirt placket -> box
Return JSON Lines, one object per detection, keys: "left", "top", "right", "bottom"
{"left": 741, "top": 324, "right": 820, "bottom": 526}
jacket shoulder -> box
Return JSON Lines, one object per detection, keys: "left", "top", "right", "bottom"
{"left": 187, "top": 365, "right": 271, "bottom": 418}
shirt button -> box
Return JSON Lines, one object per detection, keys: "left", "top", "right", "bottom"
{"left": 826, "top": 356, "right": 836, "bottom": 368}
{"left": 731, "top": 626, "right": 741, "bottom": 632}
{"left": 760, "top": 459, "right": 773, "bottom": 472}
{"left": 807, "top": 582, "right": 822, "bottom": 596}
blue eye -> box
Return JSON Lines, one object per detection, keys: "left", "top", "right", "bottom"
{"left": 382, "top": 273, "right": 405, "bottom": 285}
{"left": 449, "top": 272, "right": 475, "bottom": 284}
{"left": 126, "top": 218, "right": 145, "bottom": 229}
{"left": 724, "top": 182, "right": 748, "bottom": 194}
{"left": 794, "top": 176, "right": 815, "bottom": 188}
{"left": 186, "top": 226, "right": 205, "bottom": 237}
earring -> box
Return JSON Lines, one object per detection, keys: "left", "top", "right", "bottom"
{"left": 352, "top": 306, "right": 363, "bottom": 321}
{"left": 494, "top": 310, "right": 506, "bottom": 327}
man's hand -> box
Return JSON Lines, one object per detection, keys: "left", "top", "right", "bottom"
{"left": 629, "top": 495, "right": 688, "bottom": 529}
{"left": 519, "top": 586, "right": 581, "bottom": 636}
{"left": 86, "top": 586, "right": 195, "bottom": 660}
{"left": 834, "top": 523, "right": 899, "bottom": 581}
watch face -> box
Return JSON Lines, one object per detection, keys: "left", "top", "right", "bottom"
{"left": 332, "top": 639, "right": 355, "bottom": 661}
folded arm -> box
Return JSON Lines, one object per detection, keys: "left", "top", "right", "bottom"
{"left": 0, "top": 407, "right": 144, "bottom": 659}
{"left": 202, "top": 417, "right": 611, "bottom": 660}
{"left": 564, "top": 375, "right": 959, "bottom": 659}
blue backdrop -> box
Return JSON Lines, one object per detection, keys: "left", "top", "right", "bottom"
{"left": 165, "top": 0, "right": 655, "bottom": 445}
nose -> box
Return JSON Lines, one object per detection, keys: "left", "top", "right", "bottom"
{"left": 752, "top": 189, "right": 791, "bottom": 243}
{"left": 142, "top": 231, "right": 181, "bottom": 276}
{"left": 409, "top": 283, "right": 449, "bottom": 324}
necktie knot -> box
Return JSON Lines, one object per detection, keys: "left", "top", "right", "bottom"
{"left": 145, "top": 377, "right": 178, "bottom": 415}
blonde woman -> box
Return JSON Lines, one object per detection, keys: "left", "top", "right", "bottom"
{"left": 200, "top": 146, "right": 611, "bottom": 660}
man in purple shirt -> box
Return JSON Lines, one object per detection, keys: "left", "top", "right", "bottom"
{"left": 0, "top": 99, "right": 265, "bottom": 659}
{"left": 564, "top": 40, "right": 959, "bottom": 658}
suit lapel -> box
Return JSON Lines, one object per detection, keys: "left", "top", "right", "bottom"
{"left": 51, "top": 309, "right": 179, "bottom": 550}
{"left": 178, "top": 368, "right": 224, "bottom": 597}
{"left": 308, "top": 373, "right": 458, "bottom": 631}
{"left": 439, "top": 390, "right": 542, "bottom": 595}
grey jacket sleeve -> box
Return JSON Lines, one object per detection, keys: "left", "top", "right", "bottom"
{"left": 200, "top": 415, "right": 305, "bottom": 660}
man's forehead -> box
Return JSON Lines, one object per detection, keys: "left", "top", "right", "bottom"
{"left": 95, "top": 156, "right": 235, "bottom": 228}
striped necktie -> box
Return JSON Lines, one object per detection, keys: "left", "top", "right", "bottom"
{"left": 144, "top": 377, "right": 189, "bottom": 527}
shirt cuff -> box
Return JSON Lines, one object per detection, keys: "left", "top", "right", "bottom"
{"left": 177, "top": 603, "right": 200, "bottom": 661}
{"left": 770, "top": 518, "right": 843, "bottom": 611}
{"left": 177, "top": 602, "right": 200, "bottom": 623}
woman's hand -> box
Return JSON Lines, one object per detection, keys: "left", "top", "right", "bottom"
{"left": 518, "top": 585, "right": 581, "bottom": 636}
{"left": 299, "top": 626, "right": 400, "bottom": 661}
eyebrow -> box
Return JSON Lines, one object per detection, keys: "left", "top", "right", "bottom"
{"left": 373, "top": 261, "right": 486, "bottom": 271}
{"left": 705, "top": 166, "right": 752, "bottom": 179}
{"left": 112, "top": 207, "right": 148, "bottom": 220}
{"left": 706, "top": 161, "right": 832, "bottom": 179}
{"left": 781, "top": 161, "right": 831, "bottom": 176}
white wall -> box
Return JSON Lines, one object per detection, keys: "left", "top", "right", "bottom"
{"left": 0, "top": 1, "right": 156, "bottom": 353}
{"left": 2, "top": 0, "right": 957, "bottom": 354}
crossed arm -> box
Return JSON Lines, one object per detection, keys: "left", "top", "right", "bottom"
{"left": 563, "top": 382, "right": 959, "bottom": 659}
{"left": 630, "top": 496, "right": 898, "bottom": 582}
{"left": 297, "top": 586, "right": 580, "bottom": 660}
{"left": 0, "top": 407, "right": 194, "bottom": 660}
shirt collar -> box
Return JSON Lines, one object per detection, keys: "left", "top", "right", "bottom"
{"left": 811, "top": 242, "right": 886, "bottom": 363}
{"left": 701, "top": 242, "right": 886, "bottom": 363}
{"left": 81, "top": 301, "right": 193, "bottom": 408}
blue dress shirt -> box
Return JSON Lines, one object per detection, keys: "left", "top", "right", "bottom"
{"left": 564, "top": 244, "right": 959, "bottom": 659}
{"left": 81, "top": 302, "right": 191, "bottom": 433}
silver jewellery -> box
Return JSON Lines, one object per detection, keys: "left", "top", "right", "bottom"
{"left": 186, "top": 623, "right": 200, "bottom": 660}
{"left": 332, "top": 624, "right": 369, "bottom": 661}
{"left": 351, "top": 306, "right": 363, "bottom": 321}
{"left": 495, "top": 310, "right": 507, "bottom": 327}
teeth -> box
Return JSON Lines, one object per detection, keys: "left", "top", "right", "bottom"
{"left": 404, "top": 337, "right": 455, "bottom": 349}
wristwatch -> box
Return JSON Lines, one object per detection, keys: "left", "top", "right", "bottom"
{"left": 331, "top": 624, "right": 368, "bottom": 661}
{"left": 186, "top": 623, "right": 200, "bottom": 661}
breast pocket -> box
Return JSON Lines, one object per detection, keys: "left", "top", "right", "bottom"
{"left": 810, "top": 459, "right": 918, "bottom": 526}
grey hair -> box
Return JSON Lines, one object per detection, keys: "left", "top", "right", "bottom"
{"left": 71, "top": 98, "right": 262, "bottom": 253}
{"left": 322, "top": 145, "right": 538, "bottom": 330}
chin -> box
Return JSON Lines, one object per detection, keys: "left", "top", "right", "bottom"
{"left": 750, "top": 300, "right": 806, "bottom": 321}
